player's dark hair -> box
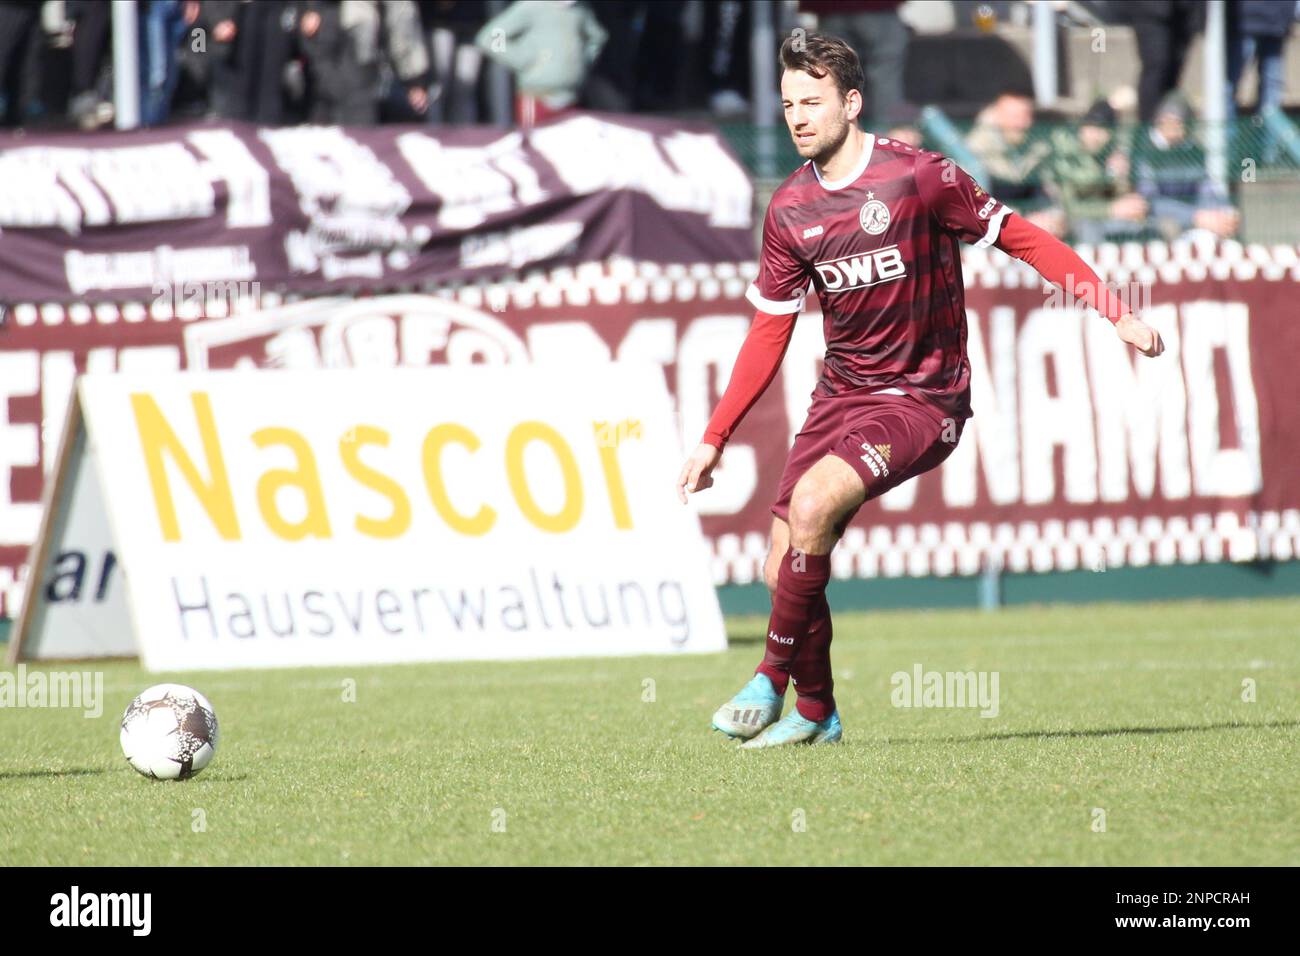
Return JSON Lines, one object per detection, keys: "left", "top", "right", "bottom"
{"left": 779, "top": 32, "right": 864, "bottom": 99}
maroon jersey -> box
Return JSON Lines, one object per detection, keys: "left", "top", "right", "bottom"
{"left": 746, "top": 137, "right": 1011, "bottom": 421}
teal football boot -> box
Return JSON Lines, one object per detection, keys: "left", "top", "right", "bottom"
{"left": 740, "top": 707, "right": 842, "bottom": 749}
{"left": 711, "top": 673, "right": 784, "bottom": 740}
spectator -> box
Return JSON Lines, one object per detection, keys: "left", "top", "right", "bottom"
{"left": 1133, "top": 93, "right": 1239, "bottom": 241}
{"left": 419, "top": 0, "right": 485, "bottom": 124}
{"left": 1226, "top": 0, "right": 1293, "bottom": 118}
{"left": 201, "top": 0, "right": 295, "bottom": 124}
{"left": 1047, "top": 98, "right": 1148, "bottom": 244}
{"left": 475, "top": 0, "right": 606, "bottom": 129}
{"left": 1122, "top": 0, "right": 1205, "bottom": 124}
{"left": 0, "top": 0, "right": 43, "bottom": 127}
{"left": 633, "top": 0, "right": 687, "bottom": 112}
{"left": 65, "top": 0, "right": 114, "bottom": 129}
{"left": 141, "top": 0, "right": 200, "bottom": 127}
{"left": 800, "top": 1, "right": 908, "bottom": 126}
{"left": 700, "top": 0, "right": 749, "bottom": 117}
{"left": 299, "top": 1, "right": 430, "bottom": 125}
{"left": 583, "top": 0, "right": 637, "bottom": 112}
{"left": 967, "top": 90, "right": 1065, "bottom": 237}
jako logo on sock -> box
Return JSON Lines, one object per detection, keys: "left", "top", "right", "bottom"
{"left": 768, "top": 630, "right": 795, "bottom": 645}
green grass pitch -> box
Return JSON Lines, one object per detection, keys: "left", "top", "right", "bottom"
{"left": 2, "top": 597, "right": 1297, "bottom": 866}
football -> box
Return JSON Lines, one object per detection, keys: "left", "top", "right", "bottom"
{"left": 119, "top": 684, "right": 220, "bottom": 781}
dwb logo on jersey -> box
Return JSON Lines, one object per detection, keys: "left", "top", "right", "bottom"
{"left": 814, "top": 245, "right": 907, "bottom": 292}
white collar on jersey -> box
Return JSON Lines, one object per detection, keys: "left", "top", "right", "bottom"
{"left": 810, "top": 134, "right": 875, "bottom": 191}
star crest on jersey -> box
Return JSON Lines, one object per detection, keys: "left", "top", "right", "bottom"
{"left": 859, "top": 198, "right": 890, "bottom": 236}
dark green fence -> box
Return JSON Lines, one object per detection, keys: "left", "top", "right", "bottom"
{"left": 721, "top": 115, "right": 1300, "bottom": 246}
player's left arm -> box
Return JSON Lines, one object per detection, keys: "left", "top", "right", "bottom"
{"left": 915, "top": 151, "right": 1164, "bottom": 358}
{"left": 992, "top": 212, "right": 1164, "bottom": 357}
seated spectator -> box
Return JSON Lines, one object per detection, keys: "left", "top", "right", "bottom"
{"left": 1132, "top": 93, "right": 1240, "bottom": 241}
{"left": 475, "top": 0, "right": 607, "bottom": 129}
{"left": 1047, "top": 98, "right": 1148, "bottom": 244}
{"left": 967, "top": 90, "right": 1066, "bottom": 237}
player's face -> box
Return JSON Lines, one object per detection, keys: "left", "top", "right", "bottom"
{"left": 781, "top": 69, "right": 859, "bottom": 163}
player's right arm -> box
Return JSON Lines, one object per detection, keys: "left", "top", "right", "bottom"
{"left": 676, "top": 309, "right": 796, "bottom": 502}
{"left": 677, "top": 197, "right": 809, "bottom": 503}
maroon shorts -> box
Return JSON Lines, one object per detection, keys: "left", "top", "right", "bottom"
{"left": 771, "top": 386, "right": 965, "bottom": 527}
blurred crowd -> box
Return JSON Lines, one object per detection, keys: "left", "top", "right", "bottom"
{"left": 955, "top": 88, "right": 1243, "bottom": 244}
{"left": 0, "top": 0, "right": 783, "bottom": 129}
{"left": 0, "top": 0, "right": 1293, "bottom": 243}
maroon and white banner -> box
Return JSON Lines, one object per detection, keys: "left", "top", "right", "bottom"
{"left": 0, "top": 114, "right": 753, "bottom": 304}
{"left": 3, "top": 240, "right": 1300, "bottom": 615}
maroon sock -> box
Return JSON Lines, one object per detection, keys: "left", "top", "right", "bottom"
{"left": 791, "top": 593, "right": 835, "bottom": 721}
{"left": 755, "top": 549, "right": 832, "bottom": 696}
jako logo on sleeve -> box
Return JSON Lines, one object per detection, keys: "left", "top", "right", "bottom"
{"left": 814, "top": 246, "right": 907, "bottom": 292}
{"left": 49, "top": 887, "right": 151, "bottom": 936}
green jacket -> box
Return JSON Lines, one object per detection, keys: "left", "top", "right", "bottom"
{"left": 1045, "top": 126, "right": 1130, "bottom": 224}
{"left": 475, "top": 1, "right": 608, "bottom": 98}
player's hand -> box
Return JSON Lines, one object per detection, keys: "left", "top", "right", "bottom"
{"left": 676, "top": 442, "right": 722, "bottom": 504}
{"left": 1115, "top": 314, "right": 1164, "bottom": 357}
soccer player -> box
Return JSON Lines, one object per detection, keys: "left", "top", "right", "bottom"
{"left": 676, "top": 34, "right": 1165, "bottom": 749}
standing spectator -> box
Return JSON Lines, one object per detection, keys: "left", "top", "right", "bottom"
{"left": 1133, "top": 93, "right": 1239, "bottom": 240}
{"left": 202, "top": 0, "right": 295, "bottom": 124}
{"left": 141, "top": 0, "right": 201, "bottom": 126}
{"left": 800, "top": 1, "right": 908, "bottom": 126}
{"left": 700, "top": 0, "right": 749, "bottom": 116}
{"left": 582, "top": 0, "right": 636, "bottom": 112}
{"left": 1226, "top": 0, "right": 1294, "bottom": 118}
{"left": 66, "top": 0, "right": 113, "bottom": 128}
{"left": 1047, "top": 98, "right": 1148, "bottom": 243}
{"left": 474, "top": 0, "right": 606, "bottom": 128}
{"left": 1122, "top": 0, "right": 1205, "bottom": 123}
{"left": 967, "top": 90, "right": 1065, "bottom": 236}
{"left": 420, "top": 1, "right": 485, "bottom": 124}
{"left": 634, "top": 0, "right": 687, "bottom": 112}
{"left": 0, "top": 0, "right": 42, "bottom": 127}
{"left": 300, "top": 1, "right": 430, "bottom": 125}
